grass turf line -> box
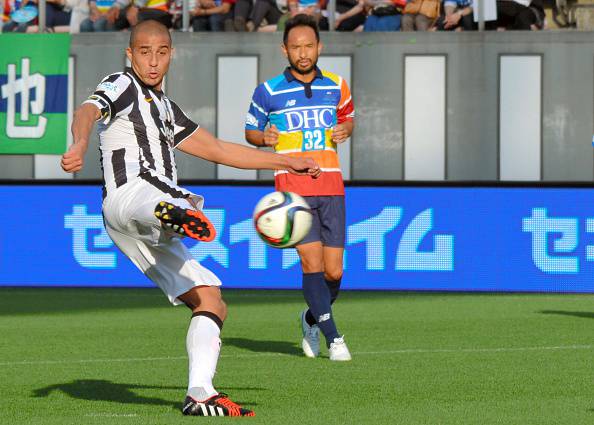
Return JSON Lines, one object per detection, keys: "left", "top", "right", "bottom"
{"left": 0, "top": 288, "right": 592, "bottom": 424}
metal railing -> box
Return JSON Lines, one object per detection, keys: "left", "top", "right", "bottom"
{"left": 39, "top": 0, "right": 46, "bottom": 31}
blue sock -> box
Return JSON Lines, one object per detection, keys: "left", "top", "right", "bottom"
{"left": 302, "top": 272, "right": 340, "bottom": 347}
{"left": 326, "top": 278, "right": 341, "bottom": 304}
{"left": 305, "top": 278, "right": 342, "bottom": 325}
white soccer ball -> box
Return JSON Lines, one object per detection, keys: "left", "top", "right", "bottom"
{"left": 253, "top": 191, "right": 313, "bottom": 248}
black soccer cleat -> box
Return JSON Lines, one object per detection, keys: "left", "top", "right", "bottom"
{"left": 154, "top": 201, "right": 216, "bottom": 242}
{"left": 182, "top": 393, "right": 255, "bottom": 417}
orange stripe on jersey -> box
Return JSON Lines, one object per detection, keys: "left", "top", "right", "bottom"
{"left": 283, "top": 150, "right": 340, "bottom": 169}
{"left": 337, "top": 79, "right": 354, "bottom": 124}
{"left": 275, "top": 172, "right": 344, "bottom": 197}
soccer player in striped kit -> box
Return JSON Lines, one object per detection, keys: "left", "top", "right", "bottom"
{"left": 61, "top": 20, "right": 320, "bottom": 416}
{"left": 245, "top": 14, "right": 354, "bottom": 361}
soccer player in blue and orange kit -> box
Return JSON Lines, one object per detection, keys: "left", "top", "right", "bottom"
{"left": 245, "top": 14, "right": 354, "bottom": 361}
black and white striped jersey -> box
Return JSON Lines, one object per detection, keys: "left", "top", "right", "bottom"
{"left": 84, "top": 67, "right": 199, "bottom": 198}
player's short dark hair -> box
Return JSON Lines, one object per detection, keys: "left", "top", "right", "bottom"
{"left": 283, "top": 14, "right": 320, "bottom": 45}
{"left": 129, "top": 20, "right": 172, "bottom": 48}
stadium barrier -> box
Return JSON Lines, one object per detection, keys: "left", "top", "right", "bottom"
{"left": 2, "top": 182, "right": 593, "bottom": 293}
{"left": 2, "top": 32, "right": 593, "bottom": 182}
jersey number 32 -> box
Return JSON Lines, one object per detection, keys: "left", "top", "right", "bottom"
{"left": 303, "top": 129, "right": 325, "bottom": 151}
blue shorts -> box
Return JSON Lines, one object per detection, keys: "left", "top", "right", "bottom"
{"left": 298, "top": 196, "right": 345, "bottom": 248}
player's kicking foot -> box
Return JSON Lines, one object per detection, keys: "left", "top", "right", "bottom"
{"left": 182, "top": 393, "right": 255, "bottom": 417}
{"left": 154, "top": 201, "right": 216, "bottom": 242}
{"left": 300, "top": 310, "right": 320, "bottom": 358}
{"left": 329, "top": 336, "right": 352, "bottom": 361}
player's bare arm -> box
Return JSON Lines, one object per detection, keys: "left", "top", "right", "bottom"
{"left": 245, "top": 124, "right": 280, "bottom": 147}
{"left": 180, "top": 127, "right": 320, "bottom": 177}
{"left": 61, "top": 103, "right": 101, "bottom": 173}
{"left": 332, "top": 121, "right": 354, "bottom": 144}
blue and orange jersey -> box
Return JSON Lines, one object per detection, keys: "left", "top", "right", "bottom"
{"left": 245, "top": 67, "right": 355, "bottom": 196}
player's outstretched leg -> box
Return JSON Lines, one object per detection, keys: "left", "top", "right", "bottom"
{"left": 300, "top": 309, "right": 320, "bottom": 358}
{"left": 154, "top": 201, "right": 216, "bottom": 242}
{"left": 182, "top": 393, "right": 255, "bottom": 417}
{"left": 180, "top": 287, "right": 255, "bottom": 417}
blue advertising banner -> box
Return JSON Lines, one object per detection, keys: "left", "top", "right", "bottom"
{"left": 1, "top": 184, "right": 593, "bottom": 292}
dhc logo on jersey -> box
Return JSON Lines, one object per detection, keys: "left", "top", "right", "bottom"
{"left": 285, "top": 108, "right": 335, "bottom": 131}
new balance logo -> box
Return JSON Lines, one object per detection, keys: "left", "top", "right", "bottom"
{"left": 318, "top": 313, "right": 331, "bottom": 322}
{"left": 285, "top": 99, "right": 296, "bottom": 107}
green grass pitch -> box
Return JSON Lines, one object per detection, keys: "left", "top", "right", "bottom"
{"left": 0, "top": 288, "right": 592, "bottom": 424}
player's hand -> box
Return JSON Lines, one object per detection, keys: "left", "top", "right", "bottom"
{"left": 287, "top": 157, "right": 321, "bottom": 178}
{"left": 263, "top": 124, "right": 280, "bottom": 147}
{"left": 331, "top": 124, "right": 349, "bottom": 144}
{"left": 61, "top": 143, "right": 86, "bottom": 173}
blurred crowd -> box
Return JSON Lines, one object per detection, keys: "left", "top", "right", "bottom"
{"left": 1, "top": 0, "right": 546, "bottom": 33}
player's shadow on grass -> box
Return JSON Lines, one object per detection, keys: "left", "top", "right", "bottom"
{"left": 539, "top": 310, "right": 594, "bottom": 319}
{"left": 33, "top": 380, "right": 262, "bottom": 409}
{"left": 32, "top": 379, "right": 181, "bottom": 409}
{"left": 224, "top": 337, "right": 301, "bottom": 356}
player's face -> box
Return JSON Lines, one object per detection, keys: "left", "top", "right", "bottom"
{"left": 126, "top": 33, "right": 173, "bottom": 90}
{"left": 282, "top": 26, "right": 322, "bottom": 77}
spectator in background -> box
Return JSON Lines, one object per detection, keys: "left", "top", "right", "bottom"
{"left": 434, "top": 0, "right": 473, "bottom": 30}
{"left": 100, "top": 0, "right": 132, "bottom": 29}
{"left": 38, "top": 0, "right": 72, "bottom": 30}
{"left": 2, "top": 0, "right": 9, "bottom": 25}
{"left": 80, "top": 0, "right": 119, "bottom": 31}
{"left": 232, "top": 0, "right": 250, "bottom": 30}
{"left": 363, "top": 0, "right": 405, "bottom": 31}
{"left": 276, "top": 0, "right": 327, "bottom": 31}
{"left": 494, "top": 0, "right": 544, "bottom": 29}
{"left": 5, "top": 0, "right": 71, "bottom": 31}
{"left": 331, "top": 0, "right": 363, "bottom": 30}
{"left": 191, "top": 0, "right": 234, "bottom": 30}
{"left": 235, "top": 0, "right": 285, "bottom": 31}
{"left": 65, "top": 0, "right": 89, "bottom": 32}
{"left": 334, "top": 0, "right": 366, "bottom": 30}
{"left": 401, "top": 0, "right": 440, "bottom": 30}
{"left": 124, "top": 0, "right": 173, "bottom": 28}
{"left": 3, "top": 0, "right": 34, "bottom": 32}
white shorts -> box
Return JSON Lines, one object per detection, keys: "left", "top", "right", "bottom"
{"left": 102, "top": 178, "right": 222, "bottom": 305}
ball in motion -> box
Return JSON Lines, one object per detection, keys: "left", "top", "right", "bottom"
{"left": 253, "top": 192, "right": 312, "bottom": 248}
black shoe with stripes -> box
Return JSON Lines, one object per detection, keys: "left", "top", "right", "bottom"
{"left": 182, "top": 393, "right": 255, "bottom": 417}
{"left": 154, "top": 201, "right": 216, "bottom": 242}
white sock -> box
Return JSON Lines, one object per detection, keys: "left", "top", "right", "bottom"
{"left": 186, "top": 314, "right": 221, "bottom": 401}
